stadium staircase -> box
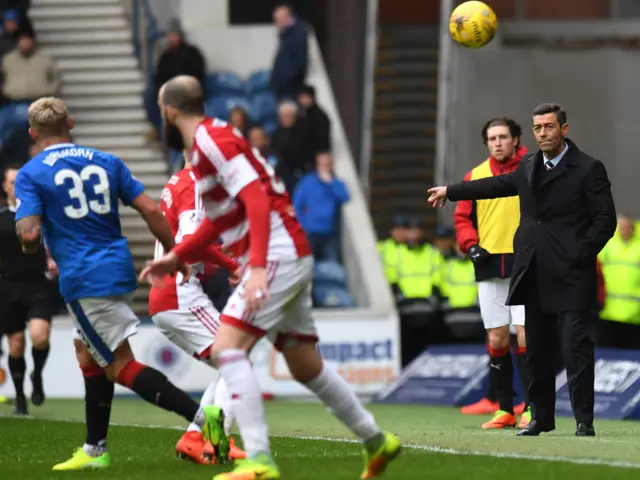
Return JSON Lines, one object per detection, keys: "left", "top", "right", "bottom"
{"left": 30, "top": 0, "right": 167, "bottom": 315}
{"left": 369, "top": 26, "right": 440, "bottom": 238}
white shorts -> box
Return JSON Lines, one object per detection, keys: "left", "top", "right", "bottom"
{"left": 152, "top": 302, "right": 220, "bottom": 359}
{"left": 222, "top": 256, "right": 318, "bottom": 350}
{"left": 68, "top": 294, "right": 139, "bottom": 367}
{"left": 478, "top": 278, "right": 525, "bottom": 330}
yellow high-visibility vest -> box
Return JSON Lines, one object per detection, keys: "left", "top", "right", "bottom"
{"left": 599, "top": 236, "right": 640, "bottom": 324}
{"left": 441, "top": 257, "right": 478, "bottom": 308}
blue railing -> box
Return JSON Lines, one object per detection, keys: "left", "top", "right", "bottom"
{"left": 130, "top": 0, "right": 164, "bottom": 84}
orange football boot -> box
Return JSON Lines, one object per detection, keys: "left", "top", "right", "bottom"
{"left": 460, "top": 398, "right": 498, "bottom": 415}
{"left": 514, "top": 402, "right": 526, "bottom": 415}
{"left": 176, "top": 431, "right": 215, "bottom": 464}
{"left": 229, "top": 438, "right": 247, "bottom": 460}
{"left": 482, "top": 410, "right": 517, "bottom": 429}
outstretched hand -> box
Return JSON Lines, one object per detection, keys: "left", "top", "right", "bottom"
{"left": 427, "top": 186, "right": 448, "bottom": 208}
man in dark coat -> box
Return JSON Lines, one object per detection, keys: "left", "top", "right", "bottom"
{"left": 428, "top": 103, "right": 617, "bottom": 437}
{"left": 270, "top": 3, "right": 308, "bottom": 100}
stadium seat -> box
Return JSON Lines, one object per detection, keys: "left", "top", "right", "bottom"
{"left": 205, "top": 96, "right": 252, "bottom": 121}
{"left": 245, "top": 69, "right": 271, "bottom": 97}
{"left": 262, "top": 119, "right": 278, "bottom": 136}
{"left": 251, "top": 92, "right": 278, "bottom": 124}
{"left": 314, "top": 260, "right": 349, "bottom": 288}
{"left": 206, "top": 71, "right": 245, "bottom": 97}
{"left": 313, "top": 284, "right": 357, "bottom": 308}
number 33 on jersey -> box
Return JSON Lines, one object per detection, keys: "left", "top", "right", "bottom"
{"left": 14, "top": 142, "right": 145, "bottom": 302}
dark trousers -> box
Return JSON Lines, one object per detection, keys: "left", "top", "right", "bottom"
{"left": 523, "top": 267, "right": 596, "bottom": 425}
{"left": 598, "top": 320, "right": 640, "bottom": 349}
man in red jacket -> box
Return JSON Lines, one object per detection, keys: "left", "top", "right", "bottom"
{"left": 455, "top": 118, "right": 532, "bottom": 429}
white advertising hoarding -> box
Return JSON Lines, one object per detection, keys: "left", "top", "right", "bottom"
{"left": 0, "top": 311, "right": 400, "bottom": 399}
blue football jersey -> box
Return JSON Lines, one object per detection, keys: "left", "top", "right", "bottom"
{"left": 14, "top": 142, "right": 145, "bottom": 302}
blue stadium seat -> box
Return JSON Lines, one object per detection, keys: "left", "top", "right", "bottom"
{"left": 246, "top": 69, "right": 271, "bottom": 97}
{"left": 251, "top": 92, "right": 278, "bottom": 124}
{"left": 206, "top": 71, "right": 245, "bottom": 97}
{"left": 314, "top": 260, "right": 349, "bottom": 288}
{"left": 262, "top": 120, "right": 278, "bottom": 136}
{"left": 205, "top": 96, "right": 252, "bottom": 121}
{"left": 313, "top": 284, "right": 356, "bottom": 308}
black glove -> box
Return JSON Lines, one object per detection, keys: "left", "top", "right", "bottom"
{"left": 467, "top": 244, "right": 490, "bottom": 264}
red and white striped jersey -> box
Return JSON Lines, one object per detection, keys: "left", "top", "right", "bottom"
{"left": 190, "top": 117, "right": 311, "bottom": 265}
{"left": 149, "top": 168, "right": 212, "bottom": 316}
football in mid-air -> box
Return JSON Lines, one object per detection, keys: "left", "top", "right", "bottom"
{"left": 449, "top": 1, "right": 498, "bottom": 49}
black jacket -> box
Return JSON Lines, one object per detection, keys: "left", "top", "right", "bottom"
{"left": 270, "top": 19, "right": 308, "bottom": 99}
{"left": 447, "top": 139, "right": 616, "bottom": 312}
{"left": 154, "top": 43, "right": 206, "bottom": 92}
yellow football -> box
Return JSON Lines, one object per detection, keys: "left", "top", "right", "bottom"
{"left": 449, "top": 1, "right": 498, "bottom": 49}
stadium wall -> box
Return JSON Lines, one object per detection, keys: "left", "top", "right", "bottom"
{"left": 439, "top": 21, "right": 640, "bottom": 220}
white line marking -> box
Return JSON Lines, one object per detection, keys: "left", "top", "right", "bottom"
{"left": 2, "top": 415, "right": 640, "bottom": 470}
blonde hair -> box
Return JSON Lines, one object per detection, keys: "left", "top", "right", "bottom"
{"left": 28, "top": 97, "right": 69, "bottom": 136}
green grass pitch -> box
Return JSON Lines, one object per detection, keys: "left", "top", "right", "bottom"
{"left": 1, "top": 399, "right": 640, "bottom": 479}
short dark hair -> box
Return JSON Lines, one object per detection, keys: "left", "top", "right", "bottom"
{"left": 275, "top": 2, "right": 293, "bottom": 12}
{"left": 3, "top": 163, "right": 22, "bottom": 182}
{"left": 532, "top": 103, "right": 567, "bottom": 126}
{"left": 161, "top": 78, "right": 205, "bottom": 115}
{"left": 299, "top": 85, "right": 315, "bottom": 97}
{"left": 481, "top": 117, "right": 522, "bottom": 145}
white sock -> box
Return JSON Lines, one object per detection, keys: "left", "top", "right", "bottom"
{"left": 83, "top": 440, "right": 107, "bottom": 457}
{"left": 305, "top": 364, "right": 381, "bottom": 442}
{"left": 214, "top": 376, "right": 235, "bottom": 435}
{"left": 217, "top": 349, "right": 270, "bottom": 456}
{"left": 187, "top": 378, "right": 219, "bottom": 433}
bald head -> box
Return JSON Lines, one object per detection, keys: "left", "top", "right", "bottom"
{"left": 159, "top": 75, "right": 204, "bottom": 115}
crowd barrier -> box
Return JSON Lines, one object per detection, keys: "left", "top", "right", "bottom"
{"left": 0, "top": 312, "right": 401, "bottom": 398}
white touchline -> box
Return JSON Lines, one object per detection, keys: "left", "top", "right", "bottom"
{"left": 3, "top": 415, "right": 640, "bottom": 470}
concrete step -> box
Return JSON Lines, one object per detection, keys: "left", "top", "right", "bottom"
{"left": 138, "top": 176, "right": 169, "bottom": 189}
{"left": 108, "top": 148, "right": 166, "bottom": 162}
{"left": 65, "top": 95, "right": 143, "bottom": 110}
{"left": 129, "top": 245, "right": 155, "bottom": 258}
{"left": 127, "top": 162, "right": 169, "bottom": 175}
{"left": 62, "top": 82, "right": 144, "bottom": 97}
{"left": 57, "top": 56, "right": 138, "bottom": 71}
{"left": 38, "top": 29, "right": 132, "bottom": 44}
{"left": 41, "top": 42, "right": 134, "bottom": 58}
{"left": 29, "top": 5, "right": 123, "bottom": 19}
{"left": 34, "top": 17, "right": 127, "bottom": 31}
{"left": 74, "top": 135, "right": 148, "bottom": 149}
{"left": 72, "top": 122, "right": 151, "bottom": 136}
{"left": 126, "top": 231, "right": 156, "bottom": 244}
{"left": 71, "top": 108, "right": 147, "bottom": 123}
{"left": 62, "top": 70, "right": 143, "bottom": 84}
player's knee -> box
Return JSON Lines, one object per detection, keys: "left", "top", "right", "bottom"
{"left": 30, "top": 324, "right": 50, "bottom": 349}
{"left": 282, "top": 341, "right": 322, "bottom": 383}
{"left": 8, "top": 332, "right": 25, "bottom": 356}
{"left": 487, "top": 326, "right": 509, "bottom": 350}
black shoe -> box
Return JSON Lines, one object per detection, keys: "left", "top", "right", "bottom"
{"left": 13, "top": 395, "right": 28, "bottom": 416}
{"left": 575, "top": 422, "right": 595, "bottom": 437}
{"left": 516, "top": 419, "right": 555, "bottom": 436}
{"left": 30, "top": 372, "right": 45, "bottom": 406}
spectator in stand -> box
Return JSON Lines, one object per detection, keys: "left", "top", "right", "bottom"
{"left": 293, "top": 152, "right": 349, "bottom": 262}
{"left": 1, "top": 33, "right": 59, "bottom": 103}
{"left": 271, "top": 100, "right": 312, "bottom": 185}
{"left": 0, "top": 10, "right": 21, "bottom": 57}
{"left": 270, "top": 2, "right": 308, "bottom": 100}
{"left": 154, "top": 20, "right": 206, "bottom": 95}
{"left": 248, "top": 125, "right": 295, "bottom": 193}
{"left": 229, "top": 106, "right": 252, "bottom": 138}
{"left": 297, "top": 84, "right": 330, "bottom": 155}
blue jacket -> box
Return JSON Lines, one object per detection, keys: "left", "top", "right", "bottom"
{"left": 293, "top": 172, "right": 349, "bottom": 236}
{"left": 270, "top": 17, "right": 308, "bottom": 98}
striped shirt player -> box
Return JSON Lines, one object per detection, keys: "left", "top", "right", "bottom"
{"left": 172, "top": 118, "right": 316, "bottom": 346}
{"left": 149, "top": 166, "right": 246, "bottom": 463}
{"left": 150, "top": 167, "right": 239, "bottom": 359}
